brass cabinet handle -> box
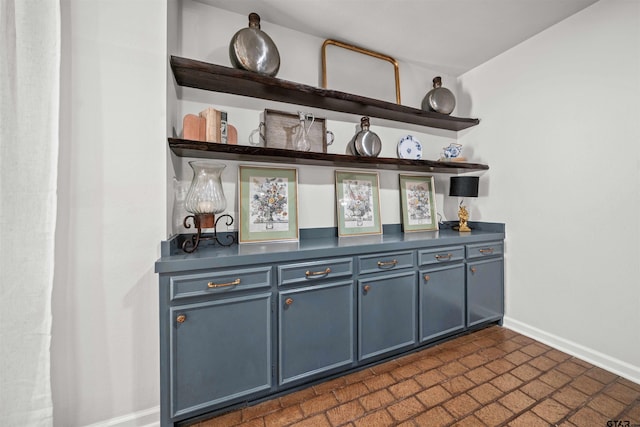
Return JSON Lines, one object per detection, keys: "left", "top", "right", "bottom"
{"left": 470, "top": 267, "right": 477, "bottom": 274}
{"left": 208, "top": 278, "right": 241, "bottom": 288}
{"left": 176, "top": 314, "right": 186, "bottom": 323}
{"left": 377, "top": 259, "right": 398, "bottom": 267}
{"left": 285, "top": 298, "right": 294, "bottom": 306}
{"left": 435, "top": 254, "right": 452, "bottom": 260}
{"left": 424, "top": 275, "right": 430, "bottom": 281}
{"left": 305, "top": 267, "right": 331, "bottom": 277}
{"left": 479, "top": 248, "right": 494, "bottom": 254}
{"left": 363, "top": 285, "right": 371, "bottom": 292}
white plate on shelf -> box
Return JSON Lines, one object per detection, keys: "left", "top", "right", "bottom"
{"left": 397, "top": 135, "right": 422, "bottom": 160}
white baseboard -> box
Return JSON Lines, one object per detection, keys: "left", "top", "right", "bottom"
{"left": 83, "top": 406, "right": 159, "bottom": 427}
{"left": 503, "top": 317, "right": 640, "bottom": 385}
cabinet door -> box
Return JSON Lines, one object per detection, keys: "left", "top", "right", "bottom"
{"left": 467, "top": 258, "right": 504, "bottom": 327}
{"left": 279, "top": 281, "right": 354, "bottom": 386}
{"left": 170, "top": 293, "right": 272, "bottom": 419}
{"left": 420, "top": 264, "right": 465, "bottom": 342}
{"left": 359, "top": 271, "right": 416, "bottom": 361}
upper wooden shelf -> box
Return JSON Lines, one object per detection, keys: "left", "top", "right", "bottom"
{"left": 170, "top": 56, "right": 480, "bottom": 132}
{"left": 168, "top": 139, "right": 489, "bottom": 173}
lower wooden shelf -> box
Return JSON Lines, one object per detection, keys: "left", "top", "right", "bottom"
{"left": 168, "top": 139, "right": 489, "bottom": 173}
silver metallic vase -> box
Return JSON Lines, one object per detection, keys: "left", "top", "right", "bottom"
{"left": 422, "top": 76, "right": 456, "bottom": 115}
{"left": 354, "top": 117, "right": 381, "bottom": 157}
{"left": 229, "top": 13, "right": 280, "bottom": 77}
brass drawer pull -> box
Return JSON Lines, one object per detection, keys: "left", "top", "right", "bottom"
{"left": 424, "top": 275, "right": 430, "bottom": 281}
{"left": 176, "top": 314, "right": 186, "bottom": 323}
{"left": 305, "top": 267, "right": 331, "bottom": 277}
{"left": 377, "top": 259, "right": 398, "bottom": 267}
{"left": 435, "top": 254, "right": 452, "bottom": 260}
{"left": 470, "top": 267, "right": 477, "bottom": 274}
{"left": 479, "top": 248, "right": 494, "bottom": 254}
{"left": 285, "top": 298, "right": 294, "bottom": 306}
{"left": 208, "top": 278, "right": 241, "bottom": 288}
{"left": 363, "top": 285, "right": 371, "bottom": 292}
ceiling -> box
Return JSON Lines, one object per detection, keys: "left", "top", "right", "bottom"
{"left": 197, "top": 0, "right": 599, "bottom": 76}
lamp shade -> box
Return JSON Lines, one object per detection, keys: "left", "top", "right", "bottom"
{"left": 449, "top": 176, "right": 479, "bottom": 197}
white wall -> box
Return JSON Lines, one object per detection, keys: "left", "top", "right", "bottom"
{"left": 458, "top": 0, "right": 640, "bottom": 382}
{"left": 53, "top": 1, "right": 166, "bottom": 426}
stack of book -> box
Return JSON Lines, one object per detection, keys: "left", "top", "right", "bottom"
{"left": 183, "top": 107, "right": 227, "bottom": 144}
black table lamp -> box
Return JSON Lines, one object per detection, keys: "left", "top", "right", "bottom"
{"left": 449, "top": 176, "right": 479, "bottom": 232}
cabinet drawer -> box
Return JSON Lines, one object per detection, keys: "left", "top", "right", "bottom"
{"left": 358, "top": 251, "right": 414, "bottom": 275}
{"left": 170, "top": 266, "right": 272, "bottom": 301}
{"left": 278, "top": 257, "right": 353, "bottom": 287}
{"left": 466, "top": 241, "right": 504, "bottom": 259}
{"left": 418, "top": 246, "right": 464, "bottom": 266}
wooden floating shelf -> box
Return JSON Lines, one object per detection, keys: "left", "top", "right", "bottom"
{"left": 170, "top": 56, "right": 480, "bottom": 132}
{"left": 168, "top": 139, "right": 489, "bottom": 173}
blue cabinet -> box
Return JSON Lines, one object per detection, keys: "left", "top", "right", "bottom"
{"left": 279, "top": 280, "right": 354, "bottom": 385}
{"left": 466, "top": 241, "right": 505, "bottom": 327}
{"left": 358, "top": 271, "right": 417, "bottom": 360}
{"left": 170, "top": 293, "right": 273, "bottom": 419}
{"left": 419, "top": 264, "right": 466, "bottom": 342}
{"left": 156, "top": 224, "right": 505, "bottom": 426}
{"left": 418, "top": 245, "right": 466, "bottom": 342}
{"left": 467, "top": 258, "right": 504, "bottom": 327}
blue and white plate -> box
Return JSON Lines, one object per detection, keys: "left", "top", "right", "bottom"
{"left": 397, "top": 135, "right": 422, "bottom": 160}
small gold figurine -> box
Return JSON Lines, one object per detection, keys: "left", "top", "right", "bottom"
{"left": 457, "top": 203, "right": 471, "bottom": 232}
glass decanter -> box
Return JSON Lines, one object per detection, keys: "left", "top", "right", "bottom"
{"left": 293, "top": 111, "right": 314, "bottom": 152}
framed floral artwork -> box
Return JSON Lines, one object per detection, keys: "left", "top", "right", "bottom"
{"left": 239, "top": 166, "right": 299, "bottom": 243}
{"left": 399, "top": 174, "right": 438, "bottom": 232}
{"left": 335, "top": 170, "right": 382, "bottom": 237}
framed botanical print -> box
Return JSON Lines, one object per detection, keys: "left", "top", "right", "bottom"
{"left": 239, "top": 166, "right": 299, "bottom": 243}
{"left": 399, "top": 174, "right": 438, "bottom": 232}
{"left": 335, "top": 170, "right": 382, "bottom": 237}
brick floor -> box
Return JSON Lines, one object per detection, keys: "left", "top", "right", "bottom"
{"left": 190, "top": 326, "right": 640, "bottom": 426}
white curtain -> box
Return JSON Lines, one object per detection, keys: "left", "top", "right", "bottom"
{"left": 0, "top": 0, "right": 60, "bottom": 425}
